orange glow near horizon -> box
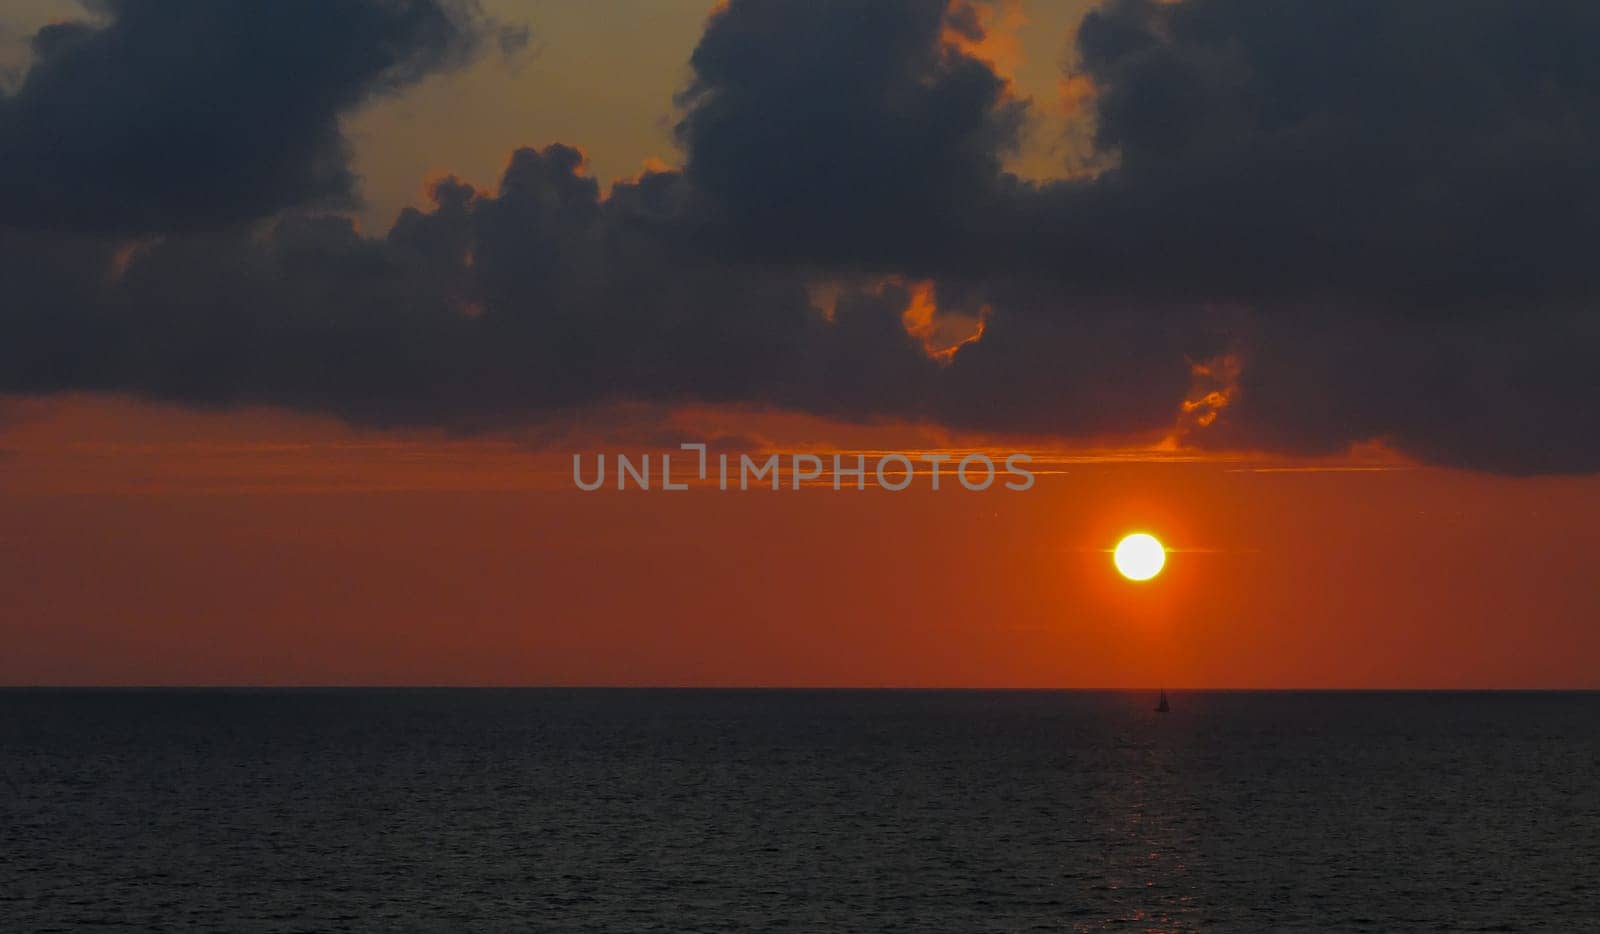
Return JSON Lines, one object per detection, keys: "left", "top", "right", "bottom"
{"left": 2, "top": 394, "right": 1600, "bottom": 689}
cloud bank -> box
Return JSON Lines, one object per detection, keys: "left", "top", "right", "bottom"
{"left": 2, "top": 0, "right": 1599, "bottom": 473}
{"left": 0, "top": 0, "right": 522, "bottom": 232}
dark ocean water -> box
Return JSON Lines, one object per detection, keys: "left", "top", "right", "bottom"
{"left": 2, "top": 690, "right": 1597, "bottom": 932}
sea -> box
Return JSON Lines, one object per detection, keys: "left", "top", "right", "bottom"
{"left": 2, "top": 690, "right": 1596, "bottom": 932}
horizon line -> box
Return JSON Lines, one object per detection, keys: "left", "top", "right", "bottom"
{"left": 3, "top": 685, "right": 1597, "bottom": 693}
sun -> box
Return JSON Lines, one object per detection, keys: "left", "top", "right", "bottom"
{"left": 1113, "top": 533, "right": 1166, "bottom": 581}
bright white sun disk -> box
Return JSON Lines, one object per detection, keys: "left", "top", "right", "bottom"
{"left": 1114, "top": 533, "right": 1166, "bottom": 581}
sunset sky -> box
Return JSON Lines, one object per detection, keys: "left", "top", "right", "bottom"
{"left": 3, "top": 0, "right": 1599, "bottom": 687}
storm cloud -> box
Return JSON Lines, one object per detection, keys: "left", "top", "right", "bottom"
{"left": 0, "top": 0, "right": 520, "bottom": 233}
{"left": 2, "top": 0, "right": 1600, "bottom": 473}
{"left": 1056, "top": 0, "right": 1600, "bottom": 305}
{"left": 675, "top": 0, "right": 1026, "bottom": 270}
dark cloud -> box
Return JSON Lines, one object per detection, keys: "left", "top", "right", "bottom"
{"left": 675, "top": 0, "right": 1026, "bottom": 270}
{"left": 0, "top": 0, "right": 520, "bottom": 234}
{"left": 2, "top": 0, "right": 1600, "bottom": 474}
{"left": 1, "top": 143, "right": 1196, "bottom": 442}
{"left": 1056, "top": 0, "right": 1600, "bottom": 471}
{"left": 668, "top": 0, "right": 1600, "bottom": 470}
{"left": 1059, "top": 0, "right": 1600, "bottom": 306}
{"left": 670, "top": 0, "right": 1600, "bottom": 305}
{"left": 1207, "top": 305, "right": 1600, "bottom": 475}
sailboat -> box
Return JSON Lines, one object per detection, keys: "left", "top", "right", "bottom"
{"left": 1154, "top": 689, "right": 1170, "bottom": 713}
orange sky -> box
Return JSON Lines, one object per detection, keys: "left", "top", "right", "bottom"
{"left": 3, "top": 396, "right": 1598, "bottom": 688}
{"left": 4, "top": 1, "right": 1599, "bottom": 687}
